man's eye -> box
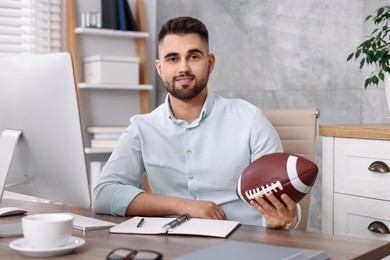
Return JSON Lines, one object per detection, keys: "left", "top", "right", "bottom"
{"left": 190, "top": 55, "right": 200, "bottom": 60}
{"left": 166, "top": 57, "right": 177, "bottom": 62}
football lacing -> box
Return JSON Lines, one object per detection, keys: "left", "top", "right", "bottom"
{"left": 245, "top": 181, "right": 283, "bottom": 200}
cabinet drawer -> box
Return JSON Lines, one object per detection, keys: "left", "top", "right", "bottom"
{"left": 334, "top": 193, "right": 390, "bottom": 241}
{"left": 334, "top": 138, "right": 390, "bottom": 200}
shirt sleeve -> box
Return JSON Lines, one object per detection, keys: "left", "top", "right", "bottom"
{"left": 250, "top": 108, "right": 283, "bottom": 161}
{"left": 92, "top": 121, "right": 145, "bottom": 216}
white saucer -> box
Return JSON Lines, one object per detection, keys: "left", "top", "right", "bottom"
{"left": 9, "top": 236, "right": 85, "bottom": 257}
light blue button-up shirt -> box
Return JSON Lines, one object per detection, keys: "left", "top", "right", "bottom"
{"left": 93, "top": 92, "right": 283, "bottom": 226}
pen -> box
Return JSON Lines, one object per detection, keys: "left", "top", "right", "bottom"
{"left": 136, "top": 218, "right": 145, "bottom": 228}
{"left": 162, "top": 213, "right": 191, "bottom": 232}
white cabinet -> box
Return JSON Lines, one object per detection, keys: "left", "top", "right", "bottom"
{"left": 321, "top": 125, "right": 390, "bottom": 241}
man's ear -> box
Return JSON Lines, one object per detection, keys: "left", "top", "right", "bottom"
{"left": 155, "top": 59, "right": 162, "bottom": 77}
{"left": 208, "top": 53, "right": 215, "bottom": 73}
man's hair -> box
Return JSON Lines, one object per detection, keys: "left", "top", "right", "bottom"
{"left": 158, "top": 16, "right": 209, "bottom": 49}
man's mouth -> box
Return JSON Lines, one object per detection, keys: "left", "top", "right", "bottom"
{"left": 176, "top": 77, "right": 193, "bottom": 85}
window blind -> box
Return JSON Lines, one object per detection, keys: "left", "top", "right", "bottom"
{"left": 0, "top": 0, "right": 65, "bottom": 56}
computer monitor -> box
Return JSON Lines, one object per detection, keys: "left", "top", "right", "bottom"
{"left": 0, "top": 52, "right": 91, "bottom": 208}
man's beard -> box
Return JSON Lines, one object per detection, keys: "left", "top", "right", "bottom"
{"left": 163, "top": 72, "right": 209, "bottom": 101}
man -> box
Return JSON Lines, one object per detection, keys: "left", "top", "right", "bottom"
{"left": 93, "top": 16, "right": 299, "bottom": 229}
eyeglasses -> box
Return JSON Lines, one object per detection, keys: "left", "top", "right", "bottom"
{"left": 106, "top": 248, "right": 163, "bottom": 260}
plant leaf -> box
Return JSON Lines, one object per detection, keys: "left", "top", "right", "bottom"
{"left": 364, "top": 15, "right": 372, "bottom": 23}
{"left": 364, "top": 78, "right": 371, "bottom": 88}
{"left": 372, "top": 75, "right": 379, "bottom": 85}
{"left": 379, "top": 70, "right": 385, "bottom": 81}
{"left": 378, "top": 7, "right": 385, "bottom": 17}
{"left": 355, "top": 49, "right": 362, "bottom": 59}
{"left": 347, "top": 53, "right": 354, "bottom": 61}
{"left": 360, "top": 58, "right": 365, "bottom": 68}
{"left": 374, "top": 16, "right": 383, "bottom": 24}
{"left": 362, "top": 39, "right": 372, "bottom": 48}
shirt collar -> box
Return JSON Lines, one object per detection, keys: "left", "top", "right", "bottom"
{"left": 165, "top": 91, "right": 216, "bottom": 125}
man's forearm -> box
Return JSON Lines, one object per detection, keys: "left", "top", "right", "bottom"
{"left": 125, "top": 192, "right": 227, "bottom": 220}
{"left": 125, "top": 192, "right": 190, "bottom": 217}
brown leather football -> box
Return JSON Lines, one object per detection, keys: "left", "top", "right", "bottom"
{"left": 236, "top": 153, "right": 318, "bottom": 204}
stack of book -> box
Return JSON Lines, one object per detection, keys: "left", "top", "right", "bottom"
{"left": 88, "top": 126, "right": 126, "bottom": 149}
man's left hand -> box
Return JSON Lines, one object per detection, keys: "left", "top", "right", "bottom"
{"left": 250, "top": 192, "right": 298, "bottom": 229}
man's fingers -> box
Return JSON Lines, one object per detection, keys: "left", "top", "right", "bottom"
{"left": 280, "top": 194, "right": 296, "bottom": 210}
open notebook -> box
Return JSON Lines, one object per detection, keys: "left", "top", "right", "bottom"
{"left": 109, "top": 216, "right": 240, "bottom": 238}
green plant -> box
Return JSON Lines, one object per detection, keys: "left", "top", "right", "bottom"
{"left": 347, "top": 6, "right": 390, "bottom": 88}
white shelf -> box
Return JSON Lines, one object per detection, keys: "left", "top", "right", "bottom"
{"left": 78, "top": 82, "right": 153, "bottom": 90}
{"left": 75, "top": 27, "right": 149, "bottom": 38}
{"left": 84, "top": 147, "right": 113, "bottom": 154}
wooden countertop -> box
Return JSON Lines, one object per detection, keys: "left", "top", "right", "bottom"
{"left": 319, "top": 124, "right": 390, "bottom": 140}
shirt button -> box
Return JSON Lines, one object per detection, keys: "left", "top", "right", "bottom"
{"left": 188, "top": 175, "right": 194, "bottom": 180}
{"left": 186, "top": 149, "right": 192, "bottom": 155}
{"left": 191, "top": 195, "right": 197, "bottom": 200}
{"left": 186, "top": 128, "right": 191, "bottom": 132}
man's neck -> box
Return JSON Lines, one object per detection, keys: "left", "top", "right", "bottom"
{"left": 169, "top": 88, "right": 208, "bottom": 124}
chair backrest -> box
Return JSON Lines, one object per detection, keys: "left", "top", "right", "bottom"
{"left": 263, "top": 108, "right": 319, "bottom": 231}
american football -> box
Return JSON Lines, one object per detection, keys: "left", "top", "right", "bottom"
{"left": 236, "top": 153, "right": 318, "bottom": 204}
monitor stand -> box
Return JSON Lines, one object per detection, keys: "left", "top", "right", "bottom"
{"left": 0, "top": 129, "right": 33, "bottom": 195}
{"left": 0, "top": 129, "right": 27, "bottom": 228}
{"left": 0, "top": 129, "right": 26, "bottom": 236}
{"left": 0, "top": 129, "right": 23, "bottom": 199}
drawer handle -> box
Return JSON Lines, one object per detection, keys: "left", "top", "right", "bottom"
{"left": 367, "top": 221, "right": 390, "bottom": 234}
{"left": 368, "top": 161, "right": 390, "bottom": 173}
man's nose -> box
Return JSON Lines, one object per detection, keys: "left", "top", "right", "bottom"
{"left": 178, "top": 59, "right": 190, "bottom": 74}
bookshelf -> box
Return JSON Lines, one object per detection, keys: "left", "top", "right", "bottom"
{"left": 75, "top": 27, "right": 149, "bottom": 38}
{"left": 74, "top": 26, "right": 153, "bottom": 155}
{"left": 78, "top": 82, "right": 153, "bottom": 90}
{"left": 66, "top": 0, "right": 156, "bottom": 188}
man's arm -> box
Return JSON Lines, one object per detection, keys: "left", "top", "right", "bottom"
{"left": 126, "top": 192, "right": 227, "bottom": 220}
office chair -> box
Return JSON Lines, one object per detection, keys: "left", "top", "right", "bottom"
{"left": 263, "top": 108, "right": 320, "bottom": 231}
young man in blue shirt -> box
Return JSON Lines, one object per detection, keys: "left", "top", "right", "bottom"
{"left": 93, "top": 16, "right": 299, "bottom": 229}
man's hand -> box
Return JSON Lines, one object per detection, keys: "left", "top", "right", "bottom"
{"left": 181, "top": 200, "right": 227, "bottom": 220}
{"left": 250, "top": 193, "right": 298, "bottom": 229}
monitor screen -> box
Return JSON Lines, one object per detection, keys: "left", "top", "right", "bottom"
{"left": 0, "top": 52, "right": 91, "bottom": 208}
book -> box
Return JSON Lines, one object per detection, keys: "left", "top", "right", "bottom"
{"left": 175, "top": 240, "right": 329, "bottom": 260}
{"left": 117, "top": 0, "right": 127, "bottom": 31}
{"left": 109, "top": 216, "right": 240, "bottom": 238}
{"left": 92, "top": 132, "right": 122, "bottom": 140}
{"left": 87, "top": 126, "right": 126, "bottom": 134}
{"left": 124, "top": 0, "right": 137, "bottom": 31}
{"left": 90, "top": 139, "right": 118, "bottom": 148}
{"left": 101, "top": 0, "right": 118, "bottom": 30}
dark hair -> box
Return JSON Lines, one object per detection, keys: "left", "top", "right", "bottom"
{"left": 158, "top": 16, "right": 209, "bottom": 49}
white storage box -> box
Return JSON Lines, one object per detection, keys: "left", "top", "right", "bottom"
{"left": 84, "top": 55, "right": 140, "bottom": 85}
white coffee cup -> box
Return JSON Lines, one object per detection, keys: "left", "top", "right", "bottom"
{"left": 22, "top": 213, "right": 74, "bottom": 248}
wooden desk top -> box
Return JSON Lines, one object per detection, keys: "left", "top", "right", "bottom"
{"left": 320, "top": 124, "right": 390, "bottom": 140}
{"left": 0, "top": 199, "right": 389, "bottom": 259}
